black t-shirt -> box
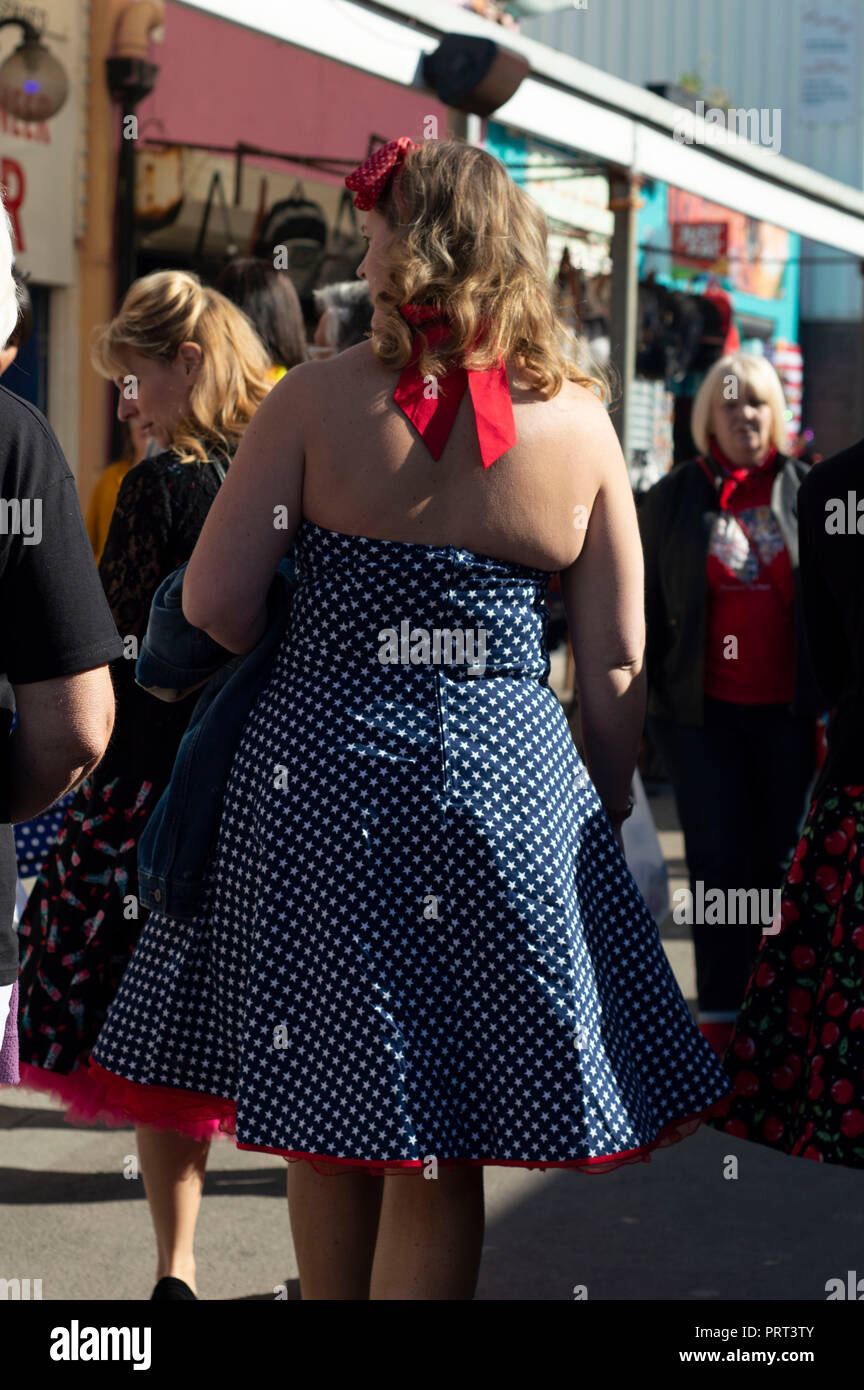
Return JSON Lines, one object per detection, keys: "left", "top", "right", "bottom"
{"left": 798, "top": 439, "right": 864, "bottom": 799}
{"left": 0, "top": 386, "right": 123, "bottom": 984}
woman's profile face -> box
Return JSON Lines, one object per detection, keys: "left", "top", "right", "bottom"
{"left": 356, "top": 208, "right": 393, "bottom": 320}
{"left": 113, "top": 345, "right": 200, "bottom": 450}
{"left": 711, "top": 381, "right": 775, "bottom": 469}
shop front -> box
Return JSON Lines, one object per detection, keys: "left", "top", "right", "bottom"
{"left": 633, "top": 179, "right": 805, "bottom": 482}
{"left": 79, "top": 0, "right": 864, "bottom": 495}
{"left": 131, "top": 0, "right": 452, "bottom": 291}
{"left": 77, "top": 0, "right": 452, "bottom": 497}
{"left": 485, "top": 120, "right": 613, "bottom": 355}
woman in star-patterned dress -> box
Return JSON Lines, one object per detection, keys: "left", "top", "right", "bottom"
{"left": 91, "top": 139, "right": 732, "bottom": 1300}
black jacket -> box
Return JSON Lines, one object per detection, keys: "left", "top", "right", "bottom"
{"left": 637, "top": 453, "right": 822, "bottom": 726}
{"left": 797, "top": 438, "right": 864, "bottom": 797}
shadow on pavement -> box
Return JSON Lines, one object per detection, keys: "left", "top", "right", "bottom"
{"left": 0, "top": 1166, "right": 286, "bottom": 1204}
{"left": 0, "top": 1103, "right": 134, "bottom": 1133}
{"left": 235, "top": 1279, "right": 301, "bottom": 1300}
{"left": 476, "top": 1125, "right": 864, "bottom": 1301}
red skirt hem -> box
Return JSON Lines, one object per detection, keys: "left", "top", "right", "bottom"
{"left": 20, "top": 1060, "right": 229, "bottom": 1142}
{"left": 86, "top": 1058, "right": 732, "bottom": 1174}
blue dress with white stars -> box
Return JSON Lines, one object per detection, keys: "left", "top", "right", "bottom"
{"left": 91, "top": 520, "right": 732, "bottom": 1172}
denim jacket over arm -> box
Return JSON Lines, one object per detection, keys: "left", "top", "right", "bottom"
{"left": 136, "top": 555, "right": 297, "bottom": 920}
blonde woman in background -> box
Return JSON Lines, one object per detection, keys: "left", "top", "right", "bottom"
{"left": 639, "top": 353, "right": 822, "bottom": 1054}
{"left": 16, "top": 270, "right": 271, "bottom": 1300}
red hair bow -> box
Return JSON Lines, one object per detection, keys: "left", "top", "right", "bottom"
{"left": 345, "top": 136, "right": 420, "bottom": 211}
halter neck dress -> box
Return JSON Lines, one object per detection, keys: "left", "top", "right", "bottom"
{"left": 90, "top": 518, "right": 732, "bottom": 1171}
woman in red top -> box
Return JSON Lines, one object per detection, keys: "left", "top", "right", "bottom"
{"left": 639, "top": 354, "right": 821, "bottom": 1051}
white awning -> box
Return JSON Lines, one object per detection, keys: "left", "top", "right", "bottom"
{"left": 178, "top": 0, "right": 864, "bottom": 254}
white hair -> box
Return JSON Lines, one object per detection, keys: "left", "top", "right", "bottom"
{"left": 312, "top": 280, "right": 373, "bottom": 352}
{"left": 0, "top": 193, "right": 20, "bottom": 348}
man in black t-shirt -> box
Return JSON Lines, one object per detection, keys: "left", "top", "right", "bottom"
{"left": 0, "top": 383, "right": 123, "bottom": 1008}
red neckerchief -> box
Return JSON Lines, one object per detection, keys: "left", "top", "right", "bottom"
{"left": 392, "top": 304, "right": 517, "bottom": 469}
{"left": 697, "top": 436, "right": 779, "bottom": 510}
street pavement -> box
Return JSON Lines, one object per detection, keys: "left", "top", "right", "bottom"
{"left": 2, "top": 659, "right": 859, "bottom": 1301}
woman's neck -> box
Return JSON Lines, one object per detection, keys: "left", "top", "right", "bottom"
{"left": 709, "top": 436, "right": 777, "bottom": 475}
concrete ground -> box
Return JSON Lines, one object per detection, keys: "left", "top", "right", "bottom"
{"left": 2, "top": 655, "right": 858, "bottom": 1301}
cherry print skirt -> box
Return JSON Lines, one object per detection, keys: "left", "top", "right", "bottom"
{"left": 710, "top": 783, "right": 864, "bottom": 1166}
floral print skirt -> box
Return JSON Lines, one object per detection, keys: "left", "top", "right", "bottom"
{"left": 16, "top": 770, "right": 224, "bottom": 1141}
{"left": 710, "top": 783, "right": 864, "bottom": 1167}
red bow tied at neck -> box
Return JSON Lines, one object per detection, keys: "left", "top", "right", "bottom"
{"left": 345, "top": 136, "right": 420, "bottom": 211}
{"left": 393, "top": 305, "right": 517, "bottom": 470}
{"left": 702, "top": 436, "right": 779, "bottom": 509}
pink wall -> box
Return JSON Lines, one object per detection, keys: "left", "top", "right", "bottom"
{"left": 136, "top": 4, "right": 452, "bottom": 187}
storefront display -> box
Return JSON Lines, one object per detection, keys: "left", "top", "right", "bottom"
{"left": 634, "top": 179, "right": 803, "bottom": 466}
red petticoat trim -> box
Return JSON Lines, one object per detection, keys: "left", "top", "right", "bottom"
{"left": 19, "top": 1060, "right": 229, "bottom": 1142}
{"left": 86, "top": 1059, "right": 732, "bottom": 1174}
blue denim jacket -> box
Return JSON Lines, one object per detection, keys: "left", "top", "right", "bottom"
{"left": 136, "top": 556, "right": 296, "bottom": 920}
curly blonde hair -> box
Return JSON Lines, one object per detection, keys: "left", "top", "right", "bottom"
{"left": 371, "top": 139, "right": 605, "bottom": 400}
{"left": 91, "top": 270, "right": 272, "bottom": 463}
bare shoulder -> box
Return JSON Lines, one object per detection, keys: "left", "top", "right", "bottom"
{"left": 272, "top": 355, "right": 329, "bottom": 395}
{"left": 510, "top": 362, "right": 608, "bottom": 416}
{"left": 555, "top": 375, "right": 613, "bottom": 422}
{"left": 326, "top": 337, "right": 378, "bottom": 367}
{"left": 252, "top": 354, "right": 334, "bottom": 431}
{"left": 509, "top": 367, "right": 619, "bottom": 465}
{"left": 557, "top": 378, "right": 623, "bottom": 459}
{"left": 311, "top": 337, "right": 381, "bottom": 379}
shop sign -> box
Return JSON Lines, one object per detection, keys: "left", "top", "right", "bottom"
{"left": 671, "top": 221, "right": 728, "bottom": 267}
{"left": 800, "top": 3, "right": 860, "bottom": 125}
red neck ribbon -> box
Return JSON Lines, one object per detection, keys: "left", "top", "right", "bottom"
{"left": 392, "top": 305, "right": 517, "bottom": 469}
{"left": 701, "top": 436, "right": 779, "bottom": 509}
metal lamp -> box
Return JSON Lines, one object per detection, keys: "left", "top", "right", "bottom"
{"left": 0, "top": 18, "right": 69, "bottom": 121}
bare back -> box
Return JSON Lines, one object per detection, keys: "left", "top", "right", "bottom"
{"left": 184, "top": 334, "right": 645, "bottom": 818}
{"left": 301, "top": 339, "right": 616, "bottom": 573}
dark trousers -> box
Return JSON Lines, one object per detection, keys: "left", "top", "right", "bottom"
{"left": 648, "top": 699, "right": 815, "bottom": 1017}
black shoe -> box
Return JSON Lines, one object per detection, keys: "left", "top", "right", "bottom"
{"left": 151, "top": 1276, "right": 197, "bottom": 1300}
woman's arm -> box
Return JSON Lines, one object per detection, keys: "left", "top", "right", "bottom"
{"left": 560, "top": 403, "right": 646, "bottom": 818}
{"left": 183, "top": 361, "right": 317, "bottom": 653}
